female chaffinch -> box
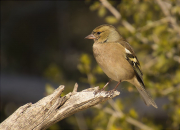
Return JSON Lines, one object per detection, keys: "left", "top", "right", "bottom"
{"left": 85, "top": 24, "right": 157, "bottom": 108}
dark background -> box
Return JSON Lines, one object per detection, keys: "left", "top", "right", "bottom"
{"left": 1, "top": 1, "right": 108, "bottom": 129}
{"left": 1, "top": 1, "right": 101, "bottom": 102}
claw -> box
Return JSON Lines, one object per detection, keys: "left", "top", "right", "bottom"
{"left": 106, "top": 90, "right": 115, "bottom": 97}
{"left": 93, "top": 89, "right": 103, "bottom": 95}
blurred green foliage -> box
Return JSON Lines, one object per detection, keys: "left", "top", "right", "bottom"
{"left": 77, "top": 53, "right": 104, "bottom": 87}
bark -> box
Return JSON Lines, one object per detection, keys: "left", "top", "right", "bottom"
{"left": 0, "top": 83, "right": 120, "bottom": 130}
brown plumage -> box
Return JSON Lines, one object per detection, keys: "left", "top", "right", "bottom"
{"left": 85, "top": 24, "right": 157, "bottom": 108}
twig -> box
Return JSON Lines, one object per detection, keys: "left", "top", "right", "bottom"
{"left": 122, "top": 20, "right": 135, "bottom": 33}
{"left": 100, "top": 0, "right": 180, "bottom": 44}
{"left": 142, "top": 57, "right": 158, "bottom": 71}
{"left": 106, "top": 115, "right": 116, "bottom": 130}
{"left": 156, "top": 0, "right": 180, "bottom": 35}
{"left": 100, "top": 0, "right": 121, "bottom": 20}
{"left": 108, "top": 99, "right": 124, "bottom": 116}
{"left": 94, "top": 104, "right": 153, "bottom": 130}
{"left": 126, "top": 117, "right": 153, "bottom": 130}
{"left": 161, "top": 84, "right": 180, "bottom": 95}
{"left": 99, "top": 0, "right": 137, "bottom": 37}
{"left": 135, "top": 32, "right": 149, "bottom": 44}
{"left": 137, "top": 17, "right": 170, "bottom": 32}
{"left": 173, "top": 56, "right": 180, "bottom": 64}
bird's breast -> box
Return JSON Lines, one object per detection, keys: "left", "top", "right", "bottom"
{"left": 93, "top": 42, "right": 134, "bottom": 81}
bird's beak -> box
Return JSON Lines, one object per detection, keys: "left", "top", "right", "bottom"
{"left": 85, "top": 34, "right": 96, "bottom": 39}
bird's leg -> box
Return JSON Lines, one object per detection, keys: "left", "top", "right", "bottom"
{"left": 94, "top": 80, "right": 112, "bottom": 95}
{"left": 112, "top": 80, "right": 121, "bottom": 91}
{"left": 101, "top": 79, "right": 112, "bottom": 91}
{"left": 107, "top": 80, "right": 121, "bottom": 96}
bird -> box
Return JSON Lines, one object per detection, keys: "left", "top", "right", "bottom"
{"left": 85, "top": 24, "right": 157, "bottom": 108}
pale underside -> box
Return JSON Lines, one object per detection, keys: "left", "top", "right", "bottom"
{"left": 93, "top": 42, "right": 135, "bottom": 82}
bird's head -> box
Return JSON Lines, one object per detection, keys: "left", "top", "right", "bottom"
{"left": 85, "top": 24, "right": 123, "bottom": 43}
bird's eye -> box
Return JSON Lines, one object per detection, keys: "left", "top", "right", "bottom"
{"left": 97, "top": 32, "right": 101, "bottom": 35}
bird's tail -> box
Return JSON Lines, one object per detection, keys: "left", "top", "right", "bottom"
{"left": 131, "top": 77, "right": 158, "bottom": 108}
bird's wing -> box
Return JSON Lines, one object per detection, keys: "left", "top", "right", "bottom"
{"left": 118, "top": 40, "right": 144, "bottom": 86}
{"left": 126, "top": 53, "right": 145, "bottom": 85}
{"left": 118, "top": 40, "right": 157, "bottom": 108}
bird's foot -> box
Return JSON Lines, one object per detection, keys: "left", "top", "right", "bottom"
{"left": 94, "top": 81, "right": 111, "bottom": 95}
{"left": 93, "top": 88, "right": 105, "bottom": 95}
{"left": 106, "top": 89, "right": 116, "bottom": 97}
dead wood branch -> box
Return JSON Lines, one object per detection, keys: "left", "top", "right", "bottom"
{"left": 0, "top": 83, "right": 120, "bottom": 130}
